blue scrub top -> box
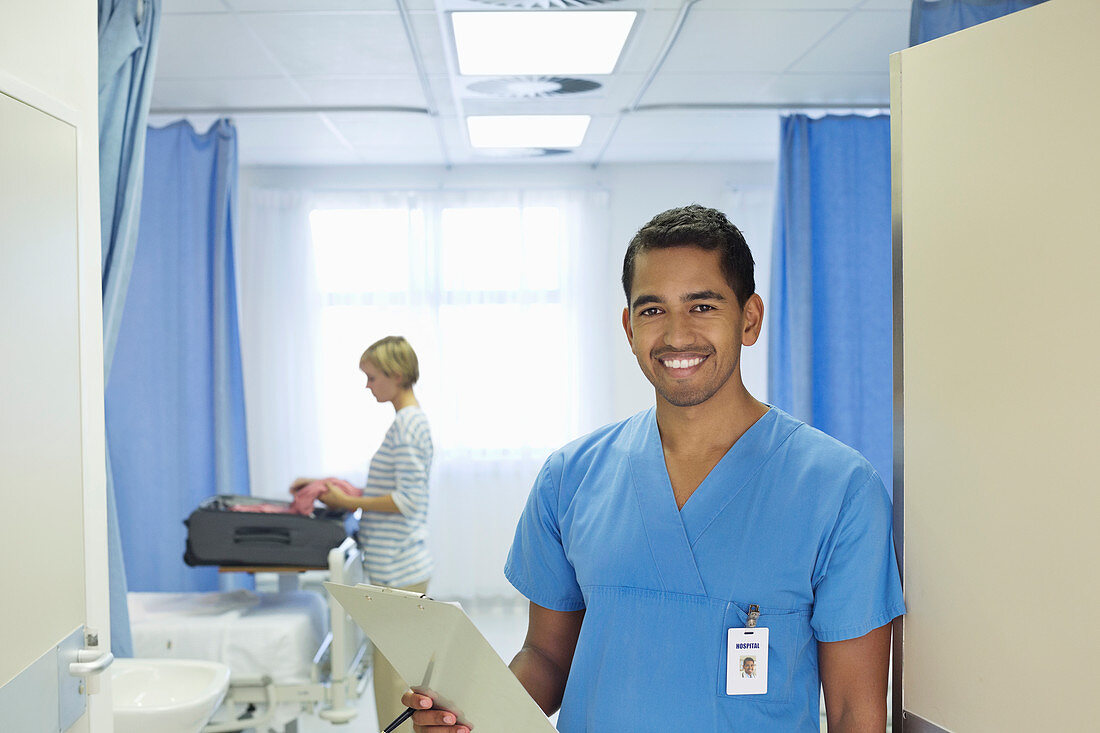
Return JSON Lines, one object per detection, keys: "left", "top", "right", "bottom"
{"left": 505, "top": 407, "right": 905, "bottom": 731}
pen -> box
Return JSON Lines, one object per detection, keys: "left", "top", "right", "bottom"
{"left": 383, "top": 706, "right": 415, "bottom": 733}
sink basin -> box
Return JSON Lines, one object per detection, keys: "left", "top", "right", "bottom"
{"left": 111, "top": 658, "right": 231, "bottom": 733}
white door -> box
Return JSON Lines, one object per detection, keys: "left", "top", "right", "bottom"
{"left": 0, "top": 80, "right": 112, "bottom": 731}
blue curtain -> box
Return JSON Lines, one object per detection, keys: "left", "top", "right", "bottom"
{"left": 98, "top": 0, "right": 161, "bottom": 658}
{"left": 106, "top": 119, "right": 251, "bottom": 593}
{"left": 768, "top": 114, "right": 893, "bottom": 491}
{"left": 910, "top": 0, "right": 1048, "bottom": 45}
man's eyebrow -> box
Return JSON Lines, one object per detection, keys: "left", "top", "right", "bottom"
{"left": 682, "top": 290, "right": 726, "bottom": 302}
{"left": 630, "top": 293, "right": 662, "bottom": 310}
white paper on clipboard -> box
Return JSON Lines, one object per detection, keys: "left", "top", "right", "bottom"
{"left": 324, "top": 582, "right": 557, "bottom": 733}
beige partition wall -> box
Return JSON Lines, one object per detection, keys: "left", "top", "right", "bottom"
{"left": 892, "top": 1, "right": 1100, "bottom": 731}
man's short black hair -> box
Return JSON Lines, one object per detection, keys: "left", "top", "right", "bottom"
{"left": 622, "top": 204, "right": 755, "bottom": 307}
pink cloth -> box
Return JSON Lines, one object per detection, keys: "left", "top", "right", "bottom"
{"left": 290, "top": 478, "right": 362, "bottom": 515}
{"left": 229, "top": 502, "right": 290, "bottom": 514}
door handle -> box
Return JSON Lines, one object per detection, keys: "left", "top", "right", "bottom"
{"left": 69, "top": 649, "right": 114, "bottom": 677}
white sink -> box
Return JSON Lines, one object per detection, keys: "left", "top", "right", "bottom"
{"left": 111, "top": 658, "right": 231, "bottom": 733}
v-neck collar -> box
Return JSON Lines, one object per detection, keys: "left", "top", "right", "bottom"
{"left": 626, "top": 407, "right": 799, "bottom": 595}
{"left": 627, "top": 409, "right": 706, "bottom": 595}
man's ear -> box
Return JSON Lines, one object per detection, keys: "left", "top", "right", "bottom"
{"left": 622, "top": 307, "right": 635, "bottom": 351}
{"left": 742, "top": 293, "right": 764, "bottom": 347}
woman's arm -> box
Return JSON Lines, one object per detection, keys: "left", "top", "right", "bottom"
{"left": 320, "top": 485, "right": 401, "bottom": 514}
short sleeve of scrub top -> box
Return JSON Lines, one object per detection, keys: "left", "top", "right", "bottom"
{"left": 505, "top": 452, "right": 585, "bottom": 613}
{"left": 810, "top": 470, "right": 906, "bottom": 642}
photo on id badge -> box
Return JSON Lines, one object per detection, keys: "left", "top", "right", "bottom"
{"left": 727, "top": 627, "right": 768, "bottom": 695}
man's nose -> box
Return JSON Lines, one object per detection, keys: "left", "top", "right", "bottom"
{"left": 662, "top": 312, "right": 695, "bottom": 347}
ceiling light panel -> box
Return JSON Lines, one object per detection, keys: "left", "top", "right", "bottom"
{"left": 467, "top": 115, "right": 591, "bottom": 148}
{"left": 452, "top": 11, "right": 637, "bottom": 75}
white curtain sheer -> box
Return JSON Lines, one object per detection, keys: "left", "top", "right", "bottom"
{"left": 238, "top": 186, "right": 613, "bottom": 600}
{"left": 236, "top": 189, "right": 326, "bottom": 499}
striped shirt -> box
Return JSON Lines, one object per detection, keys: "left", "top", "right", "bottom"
{"left": 358, "top": 406, "right": 433, "bottom": 587}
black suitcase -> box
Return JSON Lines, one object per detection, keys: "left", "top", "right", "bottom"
{"left": 183, "top": 494, "right": 350, "bottom": 568}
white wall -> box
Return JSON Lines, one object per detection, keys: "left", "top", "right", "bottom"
{"left": 241, "top": 161, "right": 777, "bottom": 424}
{"left": 0, "top": 3, "right": 106, "bottom": 731}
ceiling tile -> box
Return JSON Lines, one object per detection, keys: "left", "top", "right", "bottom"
{"left": 296, "top": 76, "right": 428, "bottom": 108}
{"left": 660, "top": 10, "right": 849, "bottom": 74}
{"left": 763, "top": 73, "right": 889, "bottom": 105}
{"left": 325, "top": 112, "right": 440, "bottom": 147}
{"left": 789, "top": 10, "right": 909, "bottom": 74}
{"left": 156, "top": 14, "right": 285, "bottom": 78}
{"left": 599, "top": 72, "right": 646, "bottom": 109}
{"left": 426, "top": 75, "right": 459, "bottom": 116}
{"left": 639, "top": 73, "right": 778, "bottom": 106}
{"left": 152, "top": 0, "right": 913, "bottom": 167}
{"left": 407, "top": 12, "right": 451, "bottom": 74}
{"left": 607, "top": 110, "right": 780, "bottom": 161}
{"left": 242, "top": 12, "right": 427, "bottom": 77}
{"left": 615, "top": 8, "right": 680, "bottom": 76}
{"left": 227, "top": 0, "right": 437, "bottom": 10}
{"left": 151, "top": 77, "right": 310, "bottom": 110}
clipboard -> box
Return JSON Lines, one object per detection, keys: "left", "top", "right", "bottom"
{"left": 324, "top": 582, "right": 557, "bottom": 732}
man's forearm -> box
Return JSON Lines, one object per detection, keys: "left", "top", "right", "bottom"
{"left": 826, "top": 704, "right": 886, "bottom": 733}
{"left": 509, "top": 645, "right": 570, "bottom": 716}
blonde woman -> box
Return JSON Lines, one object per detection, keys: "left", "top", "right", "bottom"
{"left": 315, "top": 335, "right": 434, "bottom": 731}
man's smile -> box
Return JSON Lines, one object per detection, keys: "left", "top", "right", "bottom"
{"left": 656, "top": 353, "right": 709, "bottom": 375}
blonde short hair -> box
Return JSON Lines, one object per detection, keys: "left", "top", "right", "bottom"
{"left": 360, "top": 336, "right": 419, "bottom": 388}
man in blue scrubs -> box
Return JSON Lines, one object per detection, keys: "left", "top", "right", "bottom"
{"left": 405, "top": 205, "right": 905, "bottom": 731}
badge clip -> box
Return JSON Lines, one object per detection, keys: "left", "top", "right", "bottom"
{"left": 747, "top": 604, "right": 760, "bottom": 628}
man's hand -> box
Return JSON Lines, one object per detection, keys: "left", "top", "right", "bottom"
{"left": 400, "top": 690, "right": 470, "bottom": 733}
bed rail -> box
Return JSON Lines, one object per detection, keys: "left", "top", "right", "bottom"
{"left": 320, "top": 537, "right": 367, "bottom": 723}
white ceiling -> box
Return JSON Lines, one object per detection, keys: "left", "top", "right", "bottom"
{"left": 148, "top": 0, "right": 910, "bottom": 166}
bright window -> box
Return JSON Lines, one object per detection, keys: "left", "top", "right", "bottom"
{"left": 309, "top": 202, "right": 572, "bottom": 473}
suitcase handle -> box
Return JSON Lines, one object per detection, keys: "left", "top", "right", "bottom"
{"left": 233, "top": 527, "right": 292, "bottom": 545}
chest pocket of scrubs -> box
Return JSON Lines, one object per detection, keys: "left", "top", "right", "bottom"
{"left": 717, "top": 601, "right": 812, "bottom": 705}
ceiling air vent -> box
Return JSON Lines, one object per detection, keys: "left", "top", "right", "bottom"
{"left": 468, "top": 0, "right": 623, "bottom": 7}
{"left": 467, "top": 76, "right": 602, "bottom": 99}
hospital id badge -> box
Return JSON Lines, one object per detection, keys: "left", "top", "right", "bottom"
{"left": 726, "top": 627, "right": 768, "bottom": 695}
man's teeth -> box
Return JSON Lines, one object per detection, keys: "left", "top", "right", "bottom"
{"left": 662, "top": 357, "right": 703, "bottom": 369}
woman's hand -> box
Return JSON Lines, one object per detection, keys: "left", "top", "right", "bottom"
{"left": 401, "top": 690, "right": 470, "bottom": 732}
{"left": 319, "top": 482, "right": 352, "bottom": 510}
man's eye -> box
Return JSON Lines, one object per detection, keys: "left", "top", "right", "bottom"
{"left": 639, "top": 307, "right": 661, "bottom": 317}
{"left": 692, "top": 304, "right": 717, "bottom": 312}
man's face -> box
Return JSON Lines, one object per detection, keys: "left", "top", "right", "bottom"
{"left": 622, "top": 246, "right": 761, "bottom": 408}
{"left": 743, "top": 658, "right": 755, "bottom": 675}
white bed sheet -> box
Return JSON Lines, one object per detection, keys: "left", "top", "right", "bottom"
{"left": 128, "top": 590, "right": 328, "bottom": 683}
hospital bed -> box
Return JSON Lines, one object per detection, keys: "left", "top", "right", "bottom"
{"left": 129, "top": 537, "right": 370, "bottom": 732}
